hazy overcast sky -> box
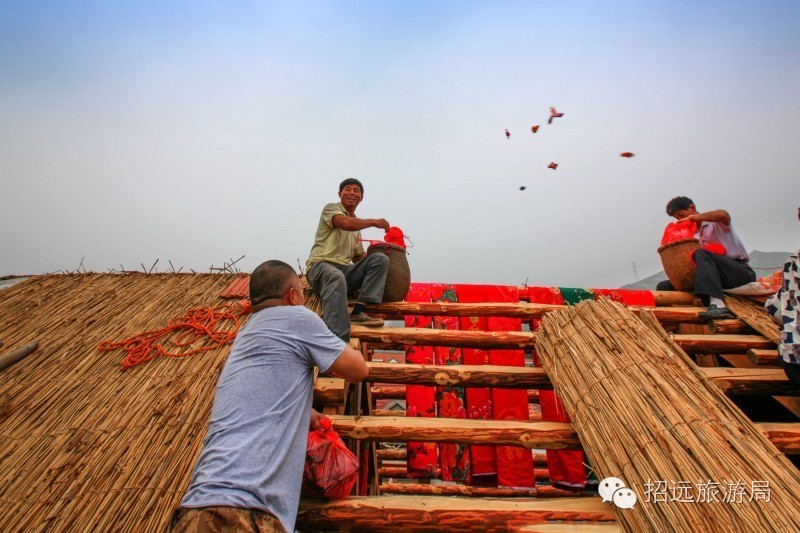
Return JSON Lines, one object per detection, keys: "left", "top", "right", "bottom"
{"left": 1, "top": 1, "right": 798, "bottom": 287}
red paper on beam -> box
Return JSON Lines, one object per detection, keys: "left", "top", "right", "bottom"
{"left": 485, "top": 285, "right": 534, "bottom": 489}
{"left": 591, "top": 288, "right": 655, "bottom": 307}
{"left": 404, "top": 283, "right": 439, "bottom": 478}
{"left": 455, "top": 284, "right": 497, "bottom": 485}
{"left": 431, "top": 284, "right": 470, "bottom": 482}
{"left": 528, "top": 286, "right": 587, "bottom": 491}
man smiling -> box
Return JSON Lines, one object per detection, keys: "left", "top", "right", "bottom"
{"left": 306, "top": 178, "right": 390, "bottom": 342}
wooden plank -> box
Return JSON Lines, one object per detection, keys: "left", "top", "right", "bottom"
{"left": 759, "top": 423, "right": 800, "bottom": 454}
{"left": 331, "top": 415, "right": 799, "bottom": 454}
{"left": 748, "top": 348, "right": 781, "bottom": 366}
{"left": 371, "top": 385, "right": 540, "bottom": 403}
{"left": 314, "top": 377, "right": 346, "bottom": 405}
{"left": 376, "top": 448, "right": 549, "bottom": 467}
{"left": 379, "top": 482, "right": 582, "bottom": 499}
{"left": 709, "top": 319, "right": 754, "bottom": 335}
{"left": 364, "top": 362, "right": 796, "bottom": 397}
{"left": 701, "top": 367, "right": 800, "bottom": 396}
{"left": 366, "top": 361, "right": 551, "bottom": 389}
{"left": 330, "top": 415, "right": 581, "bottom": 450}
{"left": 296, "top": 495, "right": 616, "bottom": 531}
{"left": 378, "top": 466, "right": 549, "bottom": 481}
{"left": 367, "top": 301, "right": 709, "bottom": 323}
{"left": 0, "top": 341, "right": 38, "bottom": 371}
{"left": 353, "top": 327, "right": 774, "bottom": 354}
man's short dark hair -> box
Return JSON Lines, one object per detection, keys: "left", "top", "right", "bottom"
{"left": 339, "top": 178, "right": 364, "bottom": 195}
{"left": 249, "top": 260, "right": 298, "bottom": 305}
{"left": 666, "top": 196, "right": 694, "bottom": 216}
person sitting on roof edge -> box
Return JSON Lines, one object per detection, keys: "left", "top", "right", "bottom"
{"left": 656, "top": 196, "right": 755, "bottom": 320}
{"left": 305, "top": 178, "right": 390, "bottom": 342}
{"left": 171, "top": 260, "right": 369, "bottom": 533}
{"left": 765, "top": 206, "right": 800, "bottom": 388}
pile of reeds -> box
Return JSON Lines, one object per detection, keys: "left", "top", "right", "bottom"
{"left": 535, "top": 298, "right": 800, "bottom": 532}
{"left": 725, "top": 294, "right": 782, "bottom": 345}
{"left": 0, "top": 273, "right": 240, "bottom": 531}
{"left": 300, "top": 274, "right": 323, "bottom": 316}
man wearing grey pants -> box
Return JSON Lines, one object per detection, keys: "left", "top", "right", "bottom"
{"left": 306, "top": 178, "right": 390, "bottom": 342}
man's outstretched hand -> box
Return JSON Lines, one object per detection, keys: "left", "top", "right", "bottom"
{"left": 310, "top": 409, "right": 331, "bottom": 431}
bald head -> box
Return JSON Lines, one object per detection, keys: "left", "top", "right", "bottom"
{"left": 249, "top": 260, "right": 299, "bottom": 306}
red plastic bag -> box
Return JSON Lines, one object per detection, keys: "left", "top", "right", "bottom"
{"left": 302, "top": 418, "right": 359, "bottom": 500}
{"left": 660, "top": 219, "right": 697, "bottom": 246}
{"left": 384, "top": 226, "right": 407, "bottom": 250}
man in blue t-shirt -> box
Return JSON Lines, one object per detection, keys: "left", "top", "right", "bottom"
{"left": 171, "top": 260, "right": 369, "bottom": 532}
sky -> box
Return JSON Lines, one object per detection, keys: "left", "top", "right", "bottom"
{"left": 1, "top": 1, "right": 798, "bottom": 288}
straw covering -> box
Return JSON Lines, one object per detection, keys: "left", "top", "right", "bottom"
{"left": 535, "top": 298, "right": 800, "bottom": 532}
{"left": 0, "top": 274, "right": 239, "bottom": 531}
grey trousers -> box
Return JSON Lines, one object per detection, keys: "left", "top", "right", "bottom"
{"left": 693, "top": 249, "right": 755, "bottom": 303}
{"left": 307, "top": 254, "right": 389, "bottom": 342}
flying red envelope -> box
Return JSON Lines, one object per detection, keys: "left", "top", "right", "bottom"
{"left": 505, "top": 129, "right": 510, "bottom": 139}
{"left": 531, "top": 125, "right": 540, "bottom": 134}
{"left": 620, "top": 152, "right": 635, "bottom": 158}
{"left": 548, "top": 162, "right": 558, "bottom": 170}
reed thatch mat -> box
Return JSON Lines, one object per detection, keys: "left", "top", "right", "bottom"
{"left": 535, "top": 298, "right": 800, "bottom": 532}
{"left": 0, "top": 273, "right": 241, "bottom": 531}
{"left": 724, "top": 294, "right": 782, "bottom": 345}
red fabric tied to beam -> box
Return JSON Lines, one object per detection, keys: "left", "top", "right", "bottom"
{"left": 485, "top": 285, "right": 535, "bottom": 489}
{"left": 591, "top": 288, "right": 656, "bottom": 307}
{"left": 455, "top": 284, "right": 497, "bottom": 484}
{"left": 404, "top": 283, "right": 439, "bottom": 478}
{"left": 527, "top": 286, "right": 587, "bottom": 491}
{"left": 431, "top": 284, "right": 470, "bottom": 482}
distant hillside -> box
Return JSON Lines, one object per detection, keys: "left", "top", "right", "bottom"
{"left": 621, "top": 250, "right": 793, "bottom": 290}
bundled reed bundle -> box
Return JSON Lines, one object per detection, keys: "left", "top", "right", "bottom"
{"left": 0, "top": 273, "right": 241, "bottom": 531}
{"left": 535, "top": 298, "right": 800, "bottom": 532}
{"left": 724, "top": 294, "right": 782, "bottom": 345}
{"left": 300, "top": 274, "right": 323, "bottom": 316}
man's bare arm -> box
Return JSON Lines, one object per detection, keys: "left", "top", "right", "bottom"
{"left": 688, "top": 209, "right": 731, "bottom": 226}
{"left": 332, "top": 214, "right": 390, "bottom": 232}
{"left": 326, "top": 344, "right": 369, "bottom": 382}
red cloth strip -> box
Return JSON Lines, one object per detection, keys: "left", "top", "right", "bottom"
{"left": 431, "top": 284, "right": 470, "bottom": 482}
{"left": 485, "top": 285, "right": 535, "bottom": 489}
{"left": 527, "top": 286, "right": 587, "bottom": 490}
{"left": 455, "top": 284, "right": 497, "bottom": 483}
{"left": 590, "top": 288, "right": 655, "bottom": 307}
{"left": 404, "top": 283, "right": 439, "bottom": 478}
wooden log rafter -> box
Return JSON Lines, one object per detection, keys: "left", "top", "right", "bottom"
{"left": 351, "top": 326, "right": 774, "bottom": 354}
{"left": 296, "top": 495, "right": 617, "bottom": 531}
{"left": 379, "top": 482, "right": 581, "bottom": 499}
{"left": 328, "top": 415, "right": 800, "bottom": 454}
{"left": 367, "top": 300, "right": 713, "bottom": 324}
{"left": 357, "top": 362, "right": 799, "bottom": 397}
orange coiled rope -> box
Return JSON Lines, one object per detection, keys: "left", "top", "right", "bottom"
{"left": 99, "top": 299, "right": 252, "bottom": 370}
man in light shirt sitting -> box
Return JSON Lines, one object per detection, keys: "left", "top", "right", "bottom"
{"left": 658, "top": 196, "right": 755, "bottom": 320}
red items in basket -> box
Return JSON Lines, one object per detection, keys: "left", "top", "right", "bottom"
{"left": 384, "top": 226, "right": 407, "bottom": 249}
{"left": 302, "top": 418, "right": 359, "bottom": 500}
{"left": 660, "top": 219, "right": 697, "bottom": 246}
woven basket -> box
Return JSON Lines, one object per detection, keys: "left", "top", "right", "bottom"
{"left": 366, "top": 242, "right": 410, "bottom": 302}
{"left": 657, "top": 238, "right": 700, "bottom": 291}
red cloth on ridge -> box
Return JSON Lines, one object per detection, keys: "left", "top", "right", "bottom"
{"left": 404, "top": 283, "right": 439, "bottom": 478}
{"left": 431, "top": 284, "right": 470, "bottom": 482}
{"left": 485, "top": 285, "right": 535, "bottom": 488}
{"left": 455, "top": 284, "right": 497, "bottom": 484}
{"left": 528, "top": 286, "right": 587, "bottom": 491}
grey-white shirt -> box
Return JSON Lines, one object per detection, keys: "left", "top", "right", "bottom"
{"left": 181, "top": 305, "right": 345, "bottom": 532}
